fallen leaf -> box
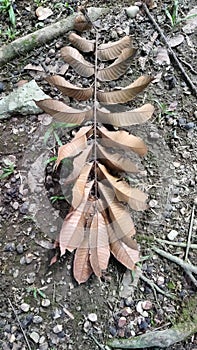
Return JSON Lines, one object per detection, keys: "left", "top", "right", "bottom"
{"left": 182, "top": 6, "right": 197, "bottom": 34}
{"left": 36, "top": 6, "right": 53, "bottom": 20}
{"left": 156, "top": 47, "right": 170, "bottom": 65}
{"left": 168, "top": 34, "right": 184, "bottom": 48}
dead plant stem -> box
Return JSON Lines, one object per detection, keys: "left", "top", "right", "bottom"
{"left": 185, "top": 204, "right": 195, "bottom": 261}
{"left": 155, "top": 238, "right": 197, "bottom": 249}
{"left": 8, "top": 298, "right": 32, "bottom": 350}
{"left": 139, "top": 274, "right": 174, "bottom": 300}
{"left": 142, "top": 3, "right": 197, "bottom": 96}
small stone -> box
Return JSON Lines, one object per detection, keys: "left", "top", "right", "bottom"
{"left": 149, "top": 199, "right": 158, "bottom": 208}
{"left": 4, "top": 242, "right": 15, "bottom": 252}
{"left": 21, "top": 314, "right": 33, "bottom": 328}
{"left": 16, "top": 243, "right": 24, "bottom": 254}
{"left": 25, "top": 253, "right": 34, "bottom": 264}
{"left": 83, "top": 320, "right": 91, "bottom": 333}
{"left": 109, "top": 326, "right": 117, "bottom": 336}
{"left": 88, "top": 313, "right": 97, "bottom": 322}
{"left": 167, "top": 229, "right": 178, "bottom": 241}
{"left": 39, "top": 336, "right": 46, "bottom": 344}
{"left": 26, "top": 272, "right": 36, "bottom": 284}
{"left": 20, "top": 303, "right": 30, "bottom": 312}
{"left": 118, "top": 316, "right": 127, "bottom": 328}
{"left": 48, "top": 48, "right": 56, "bottom": 57}
{"left": 0, "top": 82, "right": 5, "bottom": 92}
{"left": 9, "top": 334, "right": 16, "bottom": 343}
{"left": 12, "top": 201, "right": 19, "bottom": 210}
{"left": 184, "top": 122, "right": 195, "bottom": 130}
{"left": 121, "top": 307, "right": 132, "bottom": 316}
{"left": 142, "top": 300, "right": 152, "bottom": 310}
{"left": 33, "top": 315, "right": 43, "bottom": 324}
{"left": 41, "top": 299, "right": 50, "bottom": 307}
{"left": 126, "top": 5, "right": 140, "bottom": 18}
{"left": 53, "top": 324, "right": 63, "bottom": 334}
{"left": 138, "top": 319, "right": 148, "bottom": 331}
{"left": 39, "top": 343, "right": 49, "bottom": 350}
{"left": 29, "top": 331, "right": 40, "bottom": 344}
{"left": 157, "top": 275, "right": 165, "bottom": 286}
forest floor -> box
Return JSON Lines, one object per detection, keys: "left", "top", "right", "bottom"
{"left": 0, "top": 0, "right": 197, "bottom": 349}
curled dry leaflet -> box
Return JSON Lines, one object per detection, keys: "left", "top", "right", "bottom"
{"left": 36, "top": 13, "right": 155, "bottom": 284}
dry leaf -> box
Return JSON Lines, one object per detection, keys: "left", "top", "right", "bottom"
{"left": 69, "top": 32, "right": 95, "bottom": 52}
{"left": 35, "top": 99, "right": 93, "bottom": 124}
{"left": 97, "top": 76, "right": 154, "bottom": 104}
{"left": 74, "top": 14, "right": 92, "bottom": 32}
{"left": 35, "top": 6, "right": 53, "bottom": 20}
{"left": 61, "top": 46, "right": 94, "bottom": 77}
{"left": 97, "top": 103, "right": 154, "bottom": 127}
{"left": 97, "top": 36, "right": 132, "bottom": 61}
{"left": 46, "top": 76, "right": 93, "bottom": 101}
{"left": 97, "top": 47, "right": 136, "bottom": 81}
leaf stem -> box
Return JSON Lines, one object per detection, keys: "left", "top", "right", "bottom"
{"left": 93, "top": 29, "right": 99, "bottom": 201}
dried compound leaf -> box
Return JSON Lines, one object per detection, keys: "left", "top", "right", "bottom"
{"left": 72, "top": 163, "right": 93, "bottom": 209}
{"left": 97, "top": 36, "right": 133, "bottom": 61}
{"left": 97, "top": 48, "right": 136, "bottom": 81}
{"left": 61, "top": 46, "right": 94, "bottom": 77}
{"left": 97, "top": 76, "right": 154, "bottom": 104}
{"left": 69, "top": 32, "right": 95, "bottom": 52}
{"left": 97, "top": 103, "right": 154, "bottom": 127}
{"left": 46, "top": 76, "right": 93, "bottom": 101}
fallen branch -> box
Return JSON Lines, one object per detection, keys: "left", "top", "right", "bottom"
{"left": 185, "top": 204, "right": 195, "bottom": 261}
{"left": 0, "top": 7, "right": 109, "bottom": 67}
{"left": 142, "top": 3, "right": 197, "bottom": 96}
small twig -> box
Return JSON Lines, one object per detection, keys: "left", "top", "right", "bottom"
{"left": 89, "top": 331, "right": 106, "bottom": 350}
{"left": 185, "top": 205, "right": 195, "bottom": 261}
{"left": 155, "top": 238, "right": 197, "bottom": 249}
{"left": 153, "top": 247, "right": 197, "bottom": 274}
{"left": 178, "top": 57, "right": 197, "bottom": 75}
{"left": 8, "top": 298, "right": 32, "bottom": 350}
{"left": 142, "top": 3, "right": 197, "bottom": 96}
{"left": 139, "top": 273, "right": 175, "bottom": 300}
{"left": 186, "top": 270, "right": 197, "bottom": 288}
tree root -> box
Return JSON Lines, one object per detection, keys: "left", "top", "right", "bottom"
{"left": 0, "top": 7, "right": 109, "bottom": 67}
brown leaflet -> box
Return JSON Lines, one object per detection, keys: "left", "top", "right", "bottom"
{"left": 59, "top": 181, "right": 94, "bottom": 255}
{"left": 97, "top": 103, "right": 154, "bottom": 127}
{"left": 74, "top": 14, "right": 92, "bottom": 32}
{"left": 97, "top": 36, "right": 132, "bottom": 61}
{"left": 98, "top": 126, "right": 147, "bottom": 157}
{"left": 69, "top": 32, "right": 95, "bottom": 52}
{"left": 97, "top": 76, "right": 154, "bottom": 104}
{"left": 98, "top": 163, "right": 148, "bottom": 211}
{"left": 97, "top": 144, "right": 139, "bottom": 173}
{"left": 74, "top": 233, "right": 93, "bottom": 284}
{"left": 64, "top": 144, "right": 93, "bottom": 184}
{"left": 97, "top": 48, "right": 136, "bottom": 81}
{"left": 35, "top": 99, "right": 93, "bottom": 124}
{"left": 72, "top": 163, "right": 93, "bottom": 209}
{"left": 46, "top": 76, "right": 93, "bottom": 101}
{"left": 56, "top": 135, "right": 87, "bottom": 167}
{"left": 89, "top": 212, "right": 110, "bottom": 277}
{"left": 61, "top": 46, "right": 94, "bottom": 77}
{"left": 98, "top": 182, "right": 136, "bottom": 240}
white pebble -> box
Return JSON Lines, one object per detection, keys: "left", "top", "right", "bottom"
{"left": 88, "top": 313, "right": 97, "bottom": 322}
{"left": 30, "top": 331, "right": 40, "bottom": 344}
{"left": 20, "top": 303, "right": 30, "bottom": 312}
{"left": 167, "top": 229, "right": 178, "bottom": 241}
{"left": 126, "top": 6, "right": 140, "bottom": 18}
{"left": 41, "top": 299, "right": 50, "bottom": 307}
{"left": 53, "top": 324, "right": 63, "bottom": 334}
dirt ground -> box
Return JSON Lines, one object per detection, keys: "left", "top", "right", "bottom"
{"left": 0, "top": 0, "right": 197, "bottom": 349}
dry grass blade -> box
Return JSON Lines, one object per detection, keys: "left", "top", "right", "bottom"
{"left": 35, "top": 99, "right": 92, "bottom": 123}
{"left": 97, "top": 47, "right": 136, "bottom": 81}
{"left": 99, "top": 163, "right": 148, "bottom": 211}
{"left": 69, "top": 32, "right": 95, "bottom": 52}
{"left": 97, "top": 36, "right": 132, "bottom": 61}
{"left": 97, "top": 103, "right": 154, "bottom": 127}
{"left": 98, "top": 126, "right": 148, "bottom": 156}
{"left": 46, "top": 76, "right": 93, "bottom": 101}
{"left": 64, "top": 144, "right": 93, "bottom": 184}
{"left": 89, "top": 212, "right": 110, "bottom": 276}
{"left": 97, "top": 76, "right": 154, "bottom": 104}
{"left": 56, "top": 135, "right": 87, "bottom": 167}
{"left": 74, "top": 233, "right": 93, "bottom": 284}
{"left": 97, "top": 144, "right": 139, "bottom": 173}
{"left": 72, "top": 163, "right": 93, "bottom": 209}
{"left": 61, "top": 46, "right": 94, "bottom": 77}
